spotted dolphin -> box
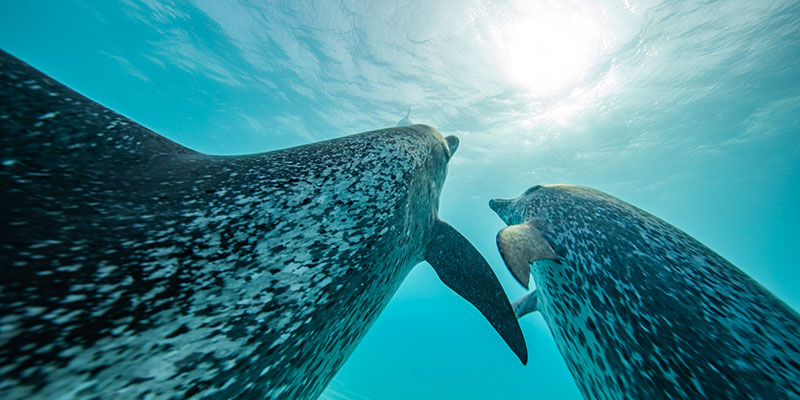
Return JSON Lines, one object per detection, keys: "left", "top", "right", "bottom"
{"left": 396, "top": 106, "right": 412, "bottom": 127}
{"left": 490, "top": 184, "right": 800, "bottom": 399}
{"left": 0, "top": 49, "right": 526, "bottom": 399}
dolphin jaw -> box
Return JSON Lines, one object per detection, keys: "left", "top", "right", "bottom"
{"left": 489, "top": 198, "right": 515, "bottom": 224}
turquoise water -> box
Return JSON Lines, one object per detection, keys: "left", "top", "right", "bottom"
{"left": 2, "top": 1, "right": 798, "bottom": 398}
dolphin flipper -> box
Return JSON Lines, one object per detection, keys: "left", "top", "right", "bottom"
{"left": 425, "top": 219, "right": 528, "bottom": 365}
{"left": 497, "top": 222, "right": 558, "bottom": 289}
{"left": 512, "top": 291, "right": 539, "bottom": 318}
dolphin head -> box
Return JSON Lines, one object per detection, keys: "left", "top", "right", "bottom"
{"left": 489, "top": 185, "right": 546, "bottom": 226}
{"left": 490, "top": 184, "right": 578, "bottom": 230}
{"left": 490, "top": 184, "right": 644, "bottom": 288}
{"left": 490, "top": 185, "right": 566, "bottom": 289}
{"left": 490, "top": 184, "right": 614, "bottom": 272}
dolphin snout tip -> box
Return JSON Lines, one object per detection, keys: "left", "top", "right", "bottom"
{"left": 489, "top": 198, "right": 507, "bottom": 213}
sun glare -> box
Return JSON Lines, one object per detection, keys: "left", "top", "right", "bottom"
{"left": 491, "top": 7, "right": 612, "bottom": 97}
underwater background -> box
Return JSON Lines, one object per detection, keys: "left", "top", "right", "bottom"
{"left": 1, "top": 1, "right": 798, "bottom": 399}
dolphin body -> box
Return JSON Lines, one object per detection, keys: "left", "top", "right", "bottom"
{"left": 0, "top": 49, "right": 526, "bottom": 399}
{"left": 491, "top": 184, "right": 800, "bottom": 400}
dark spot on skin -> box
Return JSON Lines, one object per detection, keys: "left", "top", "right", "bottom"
{"left": 785, "top": 341, "right": 798, "bottom": 353}
{"left": 270, "top": 285, "right": 288, "bottom": 295}
{"left": 586, "top": 317, "right": 597, "bottom": 335}
{"left": 125, "top": 376, "right": 154, "bottom": 387}
{"left": 299, "top": 198, "right": 311, "bottom": 206}
{"left": 89, "top": 365, "right": 107, "bottom": 378}
{"left": 184, "top": 385, "right": 203, "bottom": 398}
{"left": 167, "top": 324, "right": 190, "bottom": 339}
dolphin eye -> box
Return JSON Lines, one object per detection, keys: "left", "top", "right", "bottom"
{"left": 523, "top": 185, "right": 542, "bottom": 196}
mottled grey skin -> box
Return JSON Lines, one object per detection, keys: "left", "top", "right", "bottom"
{"left": 0, "top": 50, "right": 525, "bottom": 399}
{"left": 491, "top": 184, "right": 800, "bottom": 400}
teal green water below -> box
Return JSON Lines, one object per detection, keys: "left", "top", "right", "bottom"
{"left": 2, "top": 1, "right": 798, "bottom": 398}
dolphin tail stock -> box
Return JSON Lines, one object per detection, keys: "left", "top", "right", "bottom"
{"left": 496, "top": 222, "right": 558, "bottom": 289}
{"left": 511, "top": 291, "right": 539, "bottom": 318}
{"left": 424, "top": 219, "right": 528, "bottom": 365}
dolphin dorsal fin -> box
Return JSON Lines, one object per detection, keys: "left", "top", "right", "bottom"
{"left": 497, "top": 222, "right": 558, "bottom": 289}
{"left": 512, "top": 291, "right": 539, "bottom": 318}
{"left": 396, "top": 106, "right": 413, "bottom": 127}
{"left": 424, "top": 219, "right": 528, "bottom": 365}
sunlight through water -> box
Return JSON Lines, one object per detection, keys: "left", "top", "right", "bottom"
{"left": 470, "top": 0, "right": 635, "bottom": 128}
{"left": 487, "top": 3, "right": 617, "bottom": 98}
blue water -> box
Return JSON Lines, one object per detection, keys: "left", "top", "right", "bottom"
{"left": 2, "top": 1, "right": 798, "bottom": 398}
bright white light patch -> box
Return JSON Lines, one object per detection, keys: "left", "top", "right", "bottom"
{"left": 490, "top": 6, "right": 613, "bottom": 97}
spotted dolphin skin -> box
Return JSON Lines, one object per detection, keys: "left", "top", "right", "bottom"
{"left": 490, "top": 184, "right": 800, "bottom": 399}
{"left": 0, "top": 49, "right": 527, "bottom": 399}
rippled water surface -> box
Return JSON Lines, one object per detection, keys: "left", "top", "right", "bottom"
{"left": 2, "top": 1, "right": 798, "bottom": 398}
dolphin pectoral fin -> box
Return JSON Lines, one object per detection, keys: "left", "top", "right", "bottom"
{"left": 512, "top": 291, "right": 539, "bottom": 318}
{"left": 497, "top": 222, "right": 558, "bottom": 289}
{"left": 425, "top": 219, "right": 528, "bottom": 365}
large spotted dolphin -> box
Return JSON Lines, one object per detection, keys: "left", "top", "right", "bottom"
{"left": 0, "top": 49, "right": 526, "bottom": 399}
{"left": 490, "top": 184, "right": 800, "bottom": 399}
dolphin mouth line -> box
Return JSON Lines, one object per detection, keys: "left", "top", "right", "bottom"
{"left": 489, "top": 198, "right": 510, "bottom": 213}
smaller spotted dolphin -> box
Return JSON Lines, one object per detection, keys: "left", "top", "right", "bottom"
{"left": 490, "top": 184, "right": 800, "bottom": 400}
{"left": 0, "top": 49, "right": 526, "bottom": 399}
{"left": 396, "top": 106, "right": 413, "bottom": 127}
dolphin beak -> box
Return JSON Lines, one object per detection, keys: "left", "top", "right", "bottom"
{"left": 489, "top": 198, "right": 515, "bottom": 225}
{"left": 444, "top": 135, "right": 459, "bottom": 157}
{"left": 489, "top": 198, "right": 511, "bottom": 214}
